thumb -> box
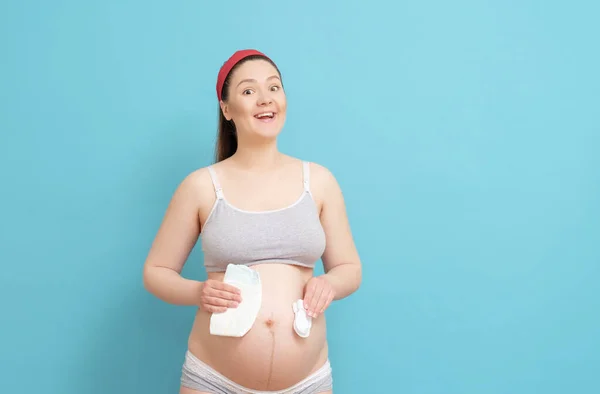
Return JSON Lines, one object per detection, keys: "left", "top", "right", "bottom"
{"left": 303, "top": 279, "right": 315, "bottom": 308}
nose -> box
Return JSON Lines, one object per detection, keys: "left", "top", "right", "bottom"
{"left": 256, "top": 89, "right": 273, "bottom": 106}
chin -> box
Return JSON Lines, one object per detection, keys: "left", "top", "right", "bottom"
{"left": 252, "top": 116, "right": 285, "bottom": 139}
{"left": 254, "top": 127, "right": 283, "bottom": 140}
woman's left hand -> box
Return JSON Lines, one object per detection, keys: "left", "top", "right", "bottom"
{"left": 303, "top": 275, "right": 335, "bottom": 318}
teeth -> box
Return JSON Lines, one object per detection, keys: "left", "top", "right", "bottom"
{"left": 256, "top": 112, "right": 274, "bottom": 118}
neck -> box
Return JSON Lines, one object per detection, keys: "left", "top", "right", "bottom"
{"left": 230, "top": 137, "right": 282, "bottom": 171}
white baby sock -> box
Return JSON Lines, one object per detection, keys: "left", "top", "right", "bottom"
{"left": 292, "top": 299, "right": 312, "bottom": 338}
{"left": 209, "top": 264, "right": 262, "bottom": 337}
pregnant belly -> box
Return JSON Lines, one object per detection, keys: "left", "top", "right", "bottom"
{"left": 187, "top": 264, "right": 328, "bottom": 391}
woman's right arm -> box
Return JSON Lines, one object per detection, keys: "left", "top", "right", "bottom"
{"left": 142, "top": 172, "right": 205, "bottom": 306}
{"left": 142, "top": 170, "right": 242, "bottom": 312}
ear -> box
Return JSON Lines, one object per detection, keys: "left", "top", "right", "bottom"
{"left": 220, "top": 100, "right": 232, "bottom": 121}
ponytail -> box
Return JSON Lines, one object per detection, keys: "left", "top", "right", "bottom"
{"left": 215, "top": 110, "right": 237, "bottom": 162}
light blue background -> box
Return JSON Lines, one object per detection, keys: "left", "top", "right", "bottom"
{"left": 1, "top": 1, "right": 599, "bottom": 393}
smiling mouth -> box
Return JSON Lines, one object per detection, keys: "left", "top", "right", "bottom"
{"left": 254, "top": 111, "right": 276, "bottom": 120}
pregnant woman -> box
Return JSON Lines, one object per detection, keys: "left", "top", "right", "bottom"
{"left": 143, "top": 49, "right": 362, "bottom": 394}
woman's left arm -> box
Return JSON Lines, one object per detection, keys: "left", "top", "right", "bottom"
{"left": 303, "top": 165, "right": 362, "bottom": 318}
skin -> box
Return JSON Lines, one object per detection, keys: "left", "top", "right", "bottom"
{"left": 143, "top": 59, "right": 361, "bottom": 393}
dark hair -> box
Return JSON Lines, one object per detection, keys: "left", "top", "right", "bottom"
{"left": 214, "top": 55, "right": 282, "bottom": 163}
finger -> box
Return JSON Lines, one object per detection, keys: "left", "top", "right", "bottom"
{"left": 203, "top": 296, "right": 239, "bottom": 308}
{"left": 313, "top": 289, "right": 331, "bottom": 317}
{"left": 212, "top": 281, "right": 242, "bottom": 296}
{"left": 209, "top": 288, "right": 242, "bottom": 303}
{"left": 308, "top": 285, "right": 325, "bottom": 317}
{"left": 303, "top": 281, "right": 317, "bottom": 310}
{"left": 204, "top": 281, "right": 242, "bottom": 302}
{"left": 311, "top": 288, "right": 330, "bottom": 318}
{"left": 319, "top": 290, "right": 335, "bottom": 315}
{"left": 205, "top": 305, "right": 227, "bottom": 314}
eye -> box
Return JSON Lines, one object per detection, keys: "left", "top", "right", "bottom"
{"left": 242, "top": 89, "right": 254, "bottom": 95}
{"left": 270, "top": 85, "right": 280, "bottom": 91}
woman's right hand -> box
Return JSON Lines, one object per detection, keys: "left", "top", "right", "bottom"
{"left": 199, "top": 279, "right": 242, "bottom": 313}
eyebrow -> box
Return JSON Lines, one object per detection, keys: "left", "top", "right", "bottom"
{"left": 236, "top": 75, "right": 280, "bottom": 87}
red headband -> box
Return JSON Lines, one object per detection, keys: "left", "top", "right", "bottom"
{"left": 216, "top": 49, "right": 271, "bottom": 102}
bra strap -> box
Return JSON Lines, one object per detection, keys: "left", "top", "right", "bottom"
{"left": 302, "top": 161, "right": 310, "bottom": 192}
{"left": 207, "top": 166, "right": 224, "bottom": 199}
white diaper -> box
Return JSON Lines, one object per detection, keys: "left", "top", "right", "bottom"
{"left": 292, "top": 299, "right": 312, "bottom": 338}
{"left": 209, "top": 264, "right": 262, "bottom": 337}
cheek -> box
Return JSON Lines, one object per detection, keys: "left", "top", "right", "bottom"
{"left": 279, "top": 96, "right": 288, "bottom": 113}
{"left": 230, "top": 101, "right": 254, "bottom": 121}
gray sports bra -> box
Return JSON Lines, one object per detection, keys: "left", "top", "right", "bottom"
{"left": 201, "top": 161, "right": 327, "bottom": 273}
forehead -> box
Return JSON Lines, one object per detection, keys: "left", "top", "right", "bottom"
{"left": 229, "top": 59, "right": 280, "bottom": 84}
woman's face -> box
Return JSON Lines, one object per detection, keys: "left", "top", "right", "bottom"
{"left": 221, "top": 59, "right": 287, "bottom": 141}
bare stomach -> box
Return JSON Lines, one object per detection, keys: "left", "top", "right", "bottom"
{"left": 187, "top": 264, "right": 329, "bottom": 391}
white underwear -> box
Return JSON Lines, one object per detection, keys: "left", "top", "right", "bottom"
{"left": 181, "top": 351, "right": 333, "bottom": 393}
{"left": 210, "top": 264, "right": 262, "bottom": 337}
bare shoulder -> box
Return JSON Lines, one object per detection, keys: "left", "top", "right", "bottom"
{"left": 173, "top": 167, "right": 215, "bottom": 216}
{"left": 301, "top": 161, "right": 345, "bottom": 214}
{"left": 182, "top": 166, "right": 213, "bottom": 191}
{"left": 306, "top": 161, "right": 341, "bottom": 195}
